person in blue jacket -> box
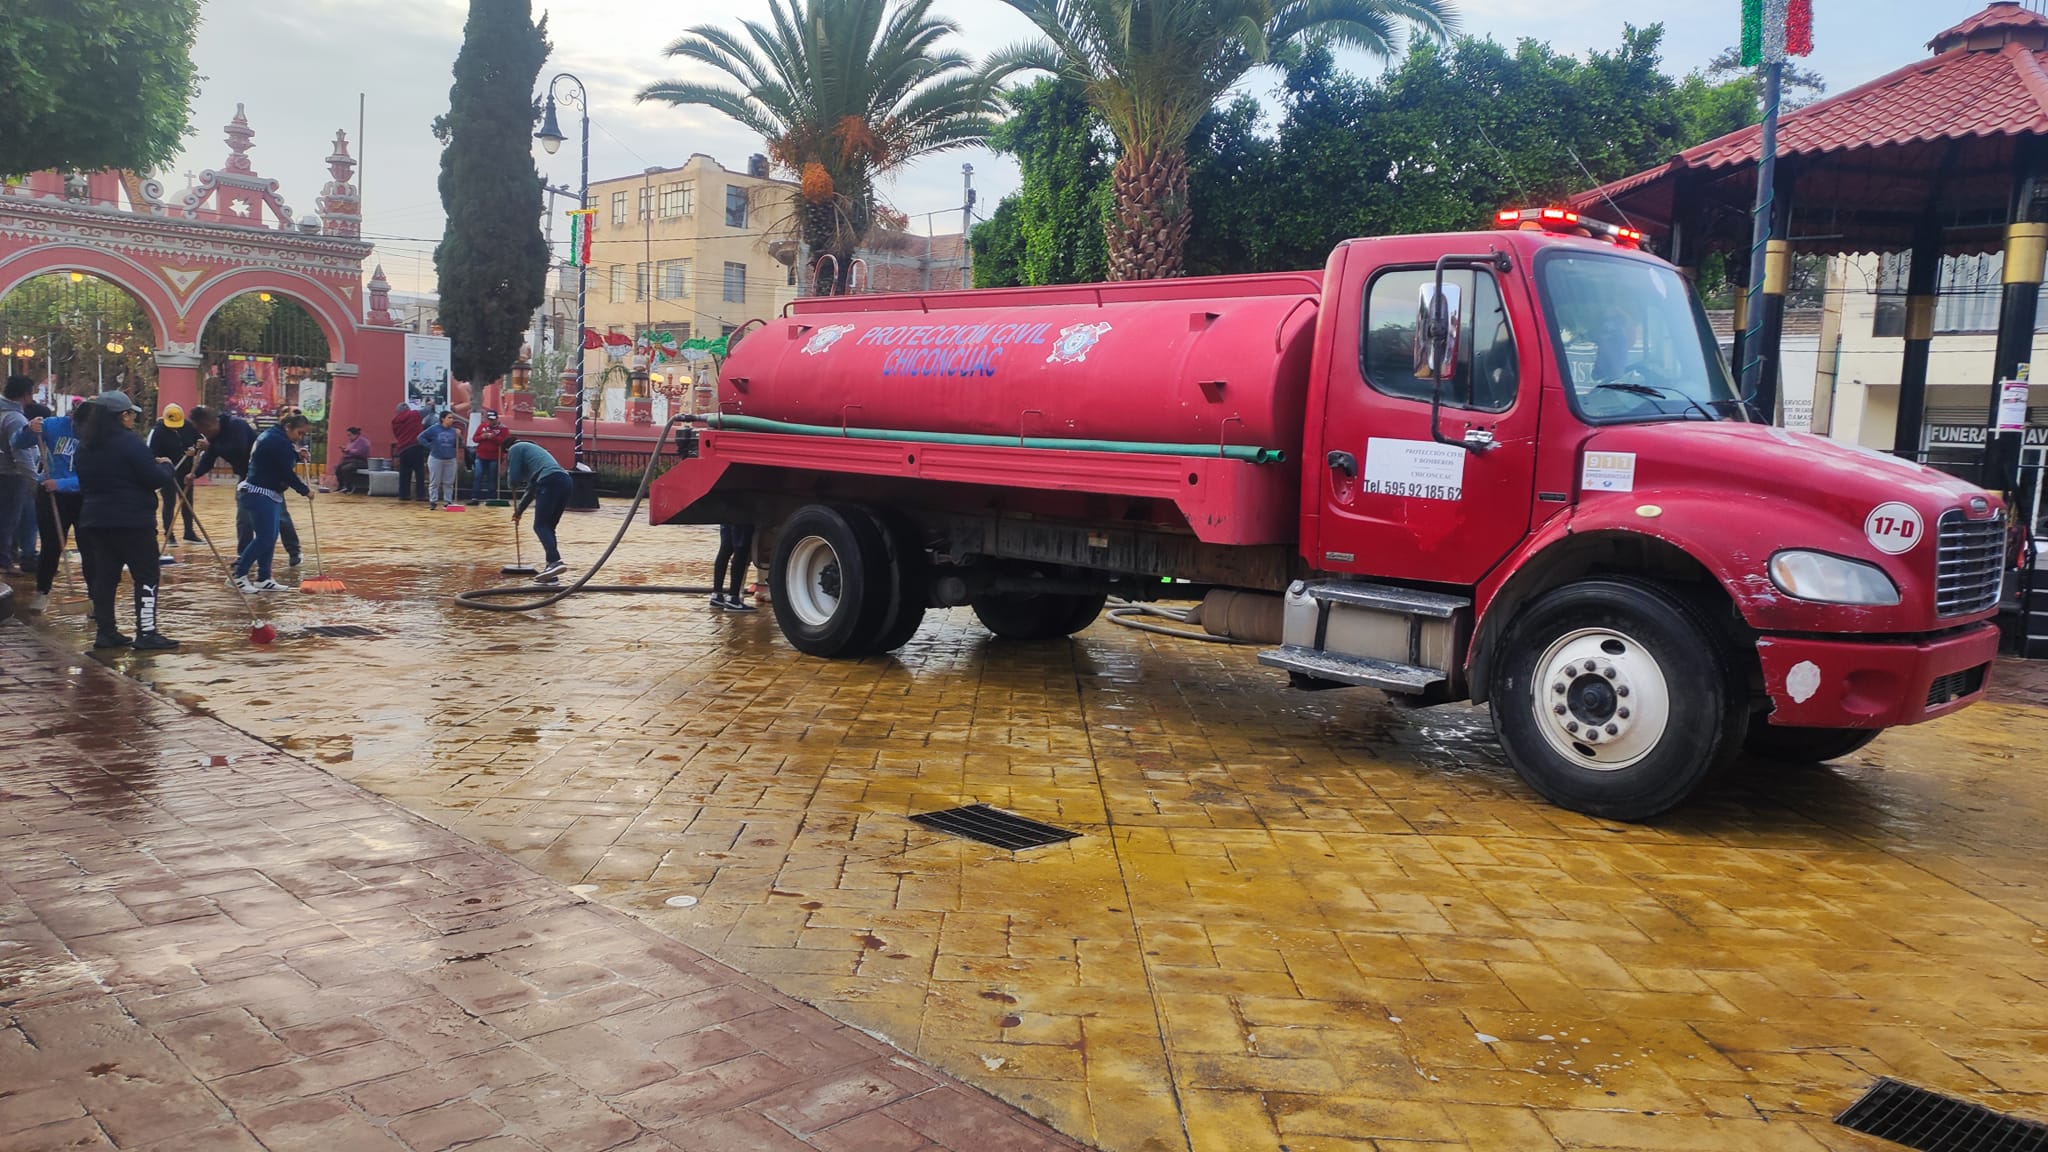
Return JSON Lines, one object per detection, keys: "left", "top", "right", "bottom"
{"left": 73, "top": 392, "right": 178, "bottom": 651}
{"left": 232, "top": 412, "right": 314, "bottom": 592}
{"left": 507, "top": 439, "right": 570, "bottom": 580}
{"left": 192, "top": 406, "right": 302, "bottom": 565}
{"left": 417, "top": 409, "right": 463, "bottom": 509}
{"left": 12, "top": 395, "right": 86, "bottom": 616}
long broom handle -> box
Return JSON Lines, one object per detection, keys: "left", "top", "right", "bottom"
{"left": 36, "top": 423, "right": 78, "bottom": 598}
{"left": 172, "top": 476, "right": 262, "bottom": 619}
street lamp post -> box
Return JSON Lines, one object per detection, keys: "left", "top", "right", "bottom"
{"left": 535, "top": 72, "right": 590, "bottom": 466}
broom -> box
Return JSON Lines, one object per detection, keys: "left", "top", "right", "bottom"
{"left": 299, "top": 493, "right": 345, "bottom": 593}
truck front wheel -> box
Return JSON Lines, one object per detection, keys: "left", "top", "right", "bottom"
{"left": 1490, "top": 580, "right": 1744, "bottom": 821}
{"left": 770, "top": 505, "right": 892, "bottom": 658}
{"left": 1742, "top": 723, "right": 1880, "bottom": 764}
{"left": 972, "top": 591, "right": 1108, "bottom": 641}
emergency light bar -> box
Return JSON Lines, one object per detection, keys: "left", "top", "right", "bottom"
{"left": 1494, "top": 207, "right": 1645, "bottom": 249}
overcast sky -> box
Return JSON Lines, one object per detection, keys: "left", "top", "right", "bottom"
{"left": 168, "top": 0, "right": 1998, "bottom": 295}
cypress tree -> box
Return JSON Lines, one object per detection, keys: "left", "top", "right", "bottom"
{"left": 433, "top": 0, "right": 550, "bottom": 388}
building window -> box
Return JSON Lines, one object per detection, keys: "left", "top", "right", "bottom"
{"left": 638, "top": 186, "right": 652, "bottom": 221}
{"left": 657, "top": 258, "right": 692, "bottom": 299}
{"left": 725, "top": 185, "right": 748, "bottom": 229}
{"left": 722, "top": 261, "right": 747, "bottom": 303}
{"left": 1872, "top": 252, "right": 1910, "bottom": 338}
{"left": 657, "top": 181, "right": 693, "bottom": 218}
{"left": 610, "top": 191, "right": 627, "bottom": 226}
{"left": 635, "top": 262, "right": 650, "bottom": 302}
{"left": 608, "top": 265, "right": 626, "bottom": 304}
{"left": 1874, "top": 251, "right": 2048, "bottom": 337}
{"left": 721, "top": 323, "right": 737, "bottom": 338}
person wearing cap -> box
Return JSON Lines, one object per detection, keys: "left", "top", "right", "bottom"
{"left": 73, "top": 391, "right": 179, "bottom": 650}
{"left": 148, "top": 402, "right": 201, "bottom": 547}
{"left": 469, "top": 408, "right": 511, "bottom": 503}
{"left": 336, "top": 425, "right": 373, "bottom": 495}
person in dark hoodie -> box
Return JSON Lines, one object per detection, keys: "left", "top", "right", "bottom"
{"left": 74, "top": 391, "right": 178, "bottom": 651}
{"left": 192, "top": 406, "right": 301, "bottom": 565}
{"left": 232, "top": 412, "right": 314, "bottom": 592}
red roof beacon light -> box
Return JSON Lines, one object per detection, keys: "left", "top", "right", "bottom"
{"left": 1495, "top": 206, "right": 1647, "bottom": 249}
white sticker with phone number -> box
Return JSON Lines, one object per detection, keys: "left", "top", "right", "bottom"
{"left": 1362, "top": 437, "right": 1466, "bottom": 501}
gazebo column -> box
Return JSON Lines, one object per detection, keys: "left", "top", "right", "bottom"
{"left": 1752, "top": 163, "right": 1798, "bottom": 423}
{"left": 1892, "top": 218, "right": 1943, "bottom": 460}
{"left": 1730, "top": 261, "right": 1751, "bottom": 381}
{"left": 1987, "top": 148, "right": 2048, "bottom": 498}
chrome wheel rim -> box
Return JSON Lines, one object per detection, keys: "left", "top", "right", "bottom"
{"left": 1531, "top": 627, "right": 1670, "bottom": 771}
{"left": 785, "top": 536, "right": 844, "bottom": 627}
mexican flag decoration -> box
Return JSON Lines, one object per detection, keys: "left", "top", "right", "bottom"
{"left": 1741, "top": 0, "right": 1814, "bottom": 66}
{"left": 567, "top": 207, "right": 597, "bottom": 268}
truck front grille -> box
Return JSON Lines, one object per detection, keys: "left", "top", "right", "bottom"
{"left": 1934, "top": 509, "right": 2005, "bottom": 617}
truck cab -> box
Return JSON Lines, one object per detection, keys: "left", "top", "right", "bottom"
{"left": 652, "top": 209, "right": 2005, "bottom": 821}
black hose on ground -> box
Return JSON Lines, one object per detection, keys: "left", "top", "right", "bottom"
{"left": 453, "top": 416, "right": 718, "bottom": 613}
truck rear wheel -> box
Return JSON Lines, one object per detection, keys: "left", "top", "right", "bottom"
{"left": 1489, "top": 579, "right": 1744, "bottom": 821}
{"left": 770, "top": 505, "right": 893, "bottom": 658}
{"left": 859, "top": 508, "right": 928, "bottom": 654}
{"left": 971, "top": 591, "right": 1108, "bottom": 641}
{"left": 1742, "top": 723, "right": 1880, "bottom": 764}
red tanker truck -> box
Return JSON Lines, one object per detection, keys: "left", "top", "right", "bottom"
{"left": 649, "top": 208, "right": 2007, "bottom": 819}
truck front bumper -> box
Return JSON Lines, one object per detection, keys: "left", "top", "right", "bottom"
{"left": 1755, "top": 622, "right": 2000, "bottom": 729}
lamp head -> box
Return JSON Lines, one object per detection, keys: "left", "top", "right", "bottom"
{"left": 536, "top": 97, "right": 565, "bottom": 155}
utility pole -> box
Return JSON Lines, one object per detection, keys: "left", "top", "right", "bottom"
{"left": 961, "top": 164, "right": 976, "bottom": 288}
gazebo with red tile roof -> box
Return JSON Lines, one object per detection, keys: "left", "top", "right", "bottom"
{"left": 1571, "top": 2, "right": 2048, "bottom": 492}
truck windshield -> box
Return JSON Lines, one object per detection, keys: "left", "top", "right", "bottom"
{"left": 1538, "top": 249, "right": 1742, "bottom": 424}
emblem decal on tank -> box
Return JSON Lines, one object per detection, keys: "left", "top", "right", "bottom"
{"left": 801, "top": 324, "right": 856, "bottom": 356}
{"left": 1045, "top": 322, "right": 1111, "bottom": 364}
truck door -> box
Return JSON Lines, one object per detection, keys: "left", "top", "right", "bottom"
{"left": 1313, "top": 249, "right": 1541, "bottom": 585}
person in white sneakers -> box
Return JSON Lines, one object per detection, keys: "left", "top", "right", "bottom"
{"left": 506, "top": 440, "right": 570, "bottom": 581}
{"left": 230, "top": 413, "right": 313, "bottom": 593}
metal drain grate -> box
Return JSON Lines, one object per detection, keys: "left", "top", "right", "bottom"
{"left": 909, "top": 804, "right": 1079, "bottom": 850}
{"left": 302, "top": 625, "right": 381, "bottom": 639}
{"left": 1837, "top": 1078, "right": 2048, "bottom": 1151}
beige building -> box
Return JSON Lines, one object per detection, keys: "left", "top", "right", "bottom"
{"left": 577, "top": 153, "right": 800, "bottom": 408}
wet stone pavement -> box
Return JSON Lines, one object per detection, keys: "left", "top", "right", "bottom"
{"left": 7, "top": 484, "right": 2048, "bottom": 1152}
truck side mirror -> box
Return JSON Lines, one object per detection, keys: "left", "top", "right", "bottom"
{"left": 1413, "top": 282, "right": 1461, "bottom": 381}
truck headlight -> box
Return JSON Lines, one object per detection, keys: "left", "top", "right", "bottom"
{"left": 1768, "top": 550, "right": 1900, "bottom": 606}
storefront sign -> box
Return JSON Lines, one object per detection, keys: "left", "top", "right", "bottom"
{"left": 1925, "top": 424, "right": 2048, "bottom": 447}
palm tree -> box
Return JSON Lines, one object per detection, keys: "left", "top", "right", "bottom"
{"left": 988, "top": 0, "right": 1457, "bottom": 279}
{"left": 639, "top": 0, "right": 999, "bottom": 295}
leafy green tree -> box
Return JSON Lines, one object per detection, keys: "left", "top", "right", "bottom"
{"left": 0, "top": 0, "right": 201, "bottom": 178}
{"left": 971, "top": 196, "right": 1029, "bottom": 287}
{"left": 986, "top": 0, "right": 1457, "bottom": 280}
{"left": 640, "top": 0, "right": 1000, "bottom": 296}
{"left": 977, "top": 79, "right": 1111, "bottom": 287}
{"left": 433, "top": 0, "right": 551, "bottom": 387}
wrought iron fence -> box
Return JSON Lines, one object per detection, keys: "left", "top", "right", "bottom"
{"left": 578, "top": 448, "right": 678, "bottom": 496}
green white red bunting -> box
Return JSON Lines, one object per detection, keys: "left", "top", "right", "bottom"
{"left": 1742, "top": 0, "right": 1814, "bottom": 66}
{"left": 567, "top": 207, "right": 596, "bottom": 268}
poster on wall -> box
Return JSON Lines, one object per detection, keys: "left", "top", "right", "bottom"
{"left": 226, "top": 356, "right": 280, "bottom": 420}
{"left": 403, "top": 333, "right": 453, "bottom": 411}
{"left": 296, "top": 375, "right": 329, "bottom": 422}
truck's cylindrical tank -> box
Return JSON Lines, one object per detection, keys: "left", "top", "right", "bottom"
{"left": 719, "top": 274, "right": 1323, "bottom": 454}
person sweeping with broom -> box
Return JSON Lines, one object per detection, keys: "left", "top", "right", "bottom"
{"left": 506, "top": 438, "right": 570, "bottom": 582}
{"left": 73, "top": 392, "right": 179, "bottom": 651}
{"left": 231, "top": 412, "right": 314, "bottom": 593}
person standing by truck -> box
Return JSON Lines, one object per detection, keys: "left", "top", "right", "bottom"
{"left": 711, "top": 524, "right": 757, "bottom": 612}
{"left": 506, "top": 439, "right": 570, "bottom": 581}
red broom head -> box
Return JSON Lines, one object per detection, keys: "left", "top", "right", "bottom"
{"left": 251, "top": 623, "right": 277, "bottom": 645}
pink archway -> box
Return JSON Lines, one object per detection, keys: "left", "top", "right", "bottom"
{"left": 0, "top": 107, "right": 406, "bottom": 480}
